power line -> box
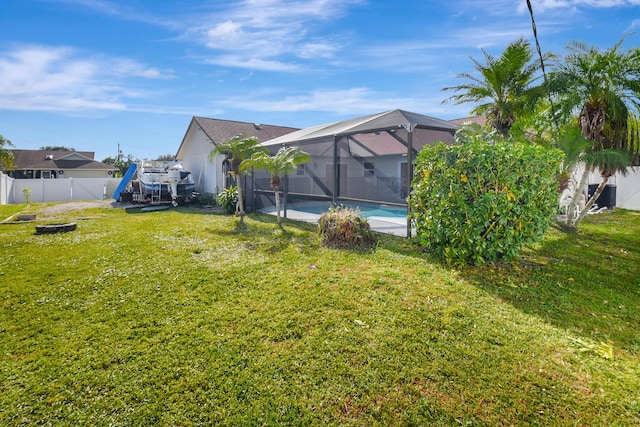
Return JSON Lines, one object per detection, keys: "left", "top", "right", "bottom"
{"left": 526, "top": 0, "right": 560, "bottom": 136}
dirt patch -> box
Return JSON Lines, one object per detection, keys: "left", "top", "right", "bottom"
{"left": 36, "top": 200, "right": 116, "bottom": 216}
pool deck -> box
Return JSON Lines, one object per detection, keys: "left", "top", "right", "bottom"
{"left": 260, "top": 206, "right": 409, "bottom": 237}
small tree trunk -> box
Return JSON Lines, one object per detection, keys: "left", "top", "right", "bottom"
{"left": 573, "top": 176, "right": 610, "bottom": 226}
{"left": 235, "top": 174, "right": 245, "bottom": 220}
{"left": 566, "top": 165, "right": 590, "bottom": 227}
{"left": 275, "top": 190, "right": 281, "bottom": 224}
{"left": 236, "top": 185, "right": 244, "bottom": 214}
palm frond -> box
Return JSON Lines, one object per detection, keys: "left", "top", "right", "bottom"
{"left": 440, "top": 38, "right": 543, "bottom": 135}
{"left": 240, "top": 146, "right": 310, "bottom": 190}
{"left": 208, "top": 134, "right": 266, "bottom": 174}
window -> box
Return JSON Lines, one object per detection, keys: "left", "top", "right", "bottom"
{"left": 363, "top": 161, "right": 374, "bottom": 177}
{"left": 296, "top": 164, "right": 305, "bottom": 176}
{"left": 41, "top": 170, "right": 52, "bottom": 179}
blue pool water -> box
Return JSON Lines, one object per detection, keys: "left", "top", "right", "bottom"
{"left": 286, "top": 201, "right": 408, "bottom": 218}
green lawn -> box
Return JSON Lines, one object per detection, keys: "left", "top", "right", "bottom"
{"left": 1, "top": 203, "right": 639, "bottom": 426}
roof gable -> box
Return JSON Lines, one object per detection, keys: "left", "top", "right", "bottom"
{"left": 57, "top": 152, "right": 94, "bottom": 161}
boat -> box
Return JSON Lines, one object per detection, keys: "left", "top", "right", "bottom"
{"left": 135, "top": 161, "right": 197, "bottom": 206}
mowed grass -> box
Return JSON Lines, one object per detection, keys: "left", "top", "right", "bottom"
{"left": 1, "top": 203, "right": 639, "bottom": 426}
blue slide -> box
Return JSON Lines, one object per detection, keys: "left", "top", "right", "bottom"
{"left": 111, "top": 163, "right": 138, "bottom": 201}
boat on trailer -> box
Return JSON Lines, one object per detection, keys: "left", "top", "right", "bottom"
{"left": 135, "top": 161, "right": 197, "bottom": 206}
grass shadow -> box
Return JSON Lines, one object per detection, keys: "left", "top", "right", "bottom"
{"left": 376, "top": 232, "right": 428, "bottom": 259}
{"left": 457, "top": 213, "right": 640, "bottom": 355}
{"left": 203, "top": 212, "right": 311, "bottom": 255}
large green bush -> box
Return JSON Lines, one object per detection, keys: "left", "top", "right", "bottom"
{"left": 410, "top": 140, "right": 563, "bottom": 265}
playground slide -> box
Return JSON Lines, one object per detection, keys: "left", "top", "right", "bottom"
{"left": 111, "top": 163, "right": 138, "bottom": 201}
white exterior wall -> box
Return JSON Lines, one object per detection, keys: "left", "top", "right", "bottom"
{"left": 177, "top": 126, "right": 223, "bottom": 195}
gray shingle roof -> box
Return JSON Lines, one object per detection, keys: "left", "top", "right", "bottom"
{"left": 195, "top": 116, "right": 298, "bottom": 143}
{"left": 176, "top": 117, "right": 299, "bottom": 158}
{"left": 8, "top": 150, "right": 118, "bottom": 171}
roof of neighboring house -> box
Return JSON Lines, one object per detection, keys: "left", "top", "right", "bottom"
{"left": 176, "top": 117, "right": 299, "bottom": 158}
{"left": 449, "top": 115, "right": 487, "bottom": 126}
{"left": 8, "top": 150, "right": 118, "bottom": 171}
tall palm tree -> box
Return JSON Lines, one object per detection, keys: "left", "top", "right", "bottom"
{"left": 0, "top": 134, "right": 15, "bottom": 171}
{"left": 209, "top": 135, "right": 266, "bottom": 217}
{"left": 240, "top": 146, "right": 310, "bottom": 225}
{"left": 442, "top": 38, "right": 548, "bottom": 137}
{"left": 549, "top": 37, "right": 640, "bottom": 226}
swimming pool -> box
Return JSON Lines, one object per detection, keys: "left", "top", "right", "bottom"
{"left": 285, "top": 201, "right": 408, "bottom": 219}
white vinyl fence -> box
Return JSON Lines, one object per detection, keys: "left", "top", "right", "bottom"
{"left": 0, "top": 173, "right": 121, "bottom": 204}
{"left": 1, "top": 169, "right": 638, "bottom": 209}
{"left": 589, "top": 166, "right": 640, "bottom": 211}
{"left": 0, "top": 171, "right": 12, "bottom": 204}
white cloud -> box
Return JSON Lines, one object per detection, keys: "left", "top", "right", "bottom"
{"left": 456, "top": 0, "right": 639, "bottom": 15}
{"left": 189, "top": 0, "right": 363, "bottom": 70}
{"left": 217, "top": 87, "right": 455, "bottom": 116}
{"left": 205, "top": 55, "right": 300, "bottom": 72}
{"left": 0, "top": 45, "right": 173, "bottom": 112}
{"left": 298, "top": 42, "right": 338, "bottom": 59}
{"left": 515, "top": 0, "right": 640, "bottom": 13}
{"left": 112, "top": 59, "right": 175, "bottom": 79}
{"left": 628, "top": 19, "right": 640, "bottom": 30}
{"left": 205, "top": 21, "right": 245, "bottom": 48}
{"left": 45, "top": 0, "right": 179, "bottom": 29}
{"left": 47, "top": 0, "right": 121, "bottom": 14}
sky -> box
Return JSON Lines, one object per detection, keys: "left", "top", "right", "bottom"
{"left": 1, "top": 0, "right": 639, "bottom": 162}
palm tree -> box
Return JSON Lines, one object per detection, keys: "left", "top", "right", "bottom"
{"left": 240, "top": 146, "right": 310, "bottom": 225}
{"left": 209, "top": 135, "right": 266, "bottom": 217}
{"left": 442, "top": 38, "right": 548, "bottom": 137}
{"left": 0, "top": 134, "right": 15, "bottom": 171}
{"left": 556, "top": 124, "right": 630, "bottom": 223}
{"left": 549, "top": 37, "right": 640, "bottom": 227}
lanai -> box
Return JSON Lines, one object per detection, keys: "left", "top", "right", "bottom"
{"left": 254, "top": 109, "right": 459, "bottom": 236}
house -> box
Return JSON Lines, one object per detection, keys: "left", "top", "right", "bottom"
{"left": 175, "top": 116, "right": 298, "bottom": 195}
{"left": 4, "top": 149, "right": 118, "bottom": 179}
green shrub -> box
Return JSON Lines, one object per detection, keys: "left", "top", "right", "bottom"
{"left": 410, "top": 140, "right": 563, "bottom": 265}
{"left": 318, "top": 205, "right": 377, "bottom": 250}
{"left": 196, "top": 193, "right": 216, "bottom": 206}
{"left": 216, "top": 186, "right": 238, "bottom": 214}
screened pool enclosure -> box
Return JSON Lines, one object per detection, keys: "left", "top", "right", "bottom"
{"left": 248, "top": 109, "right": 459, "bottom": 235}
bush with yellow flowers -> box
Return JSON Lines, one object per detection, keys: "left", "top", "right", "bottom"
{"left": 410, "top": 139, "right": 562, "bottom": 265}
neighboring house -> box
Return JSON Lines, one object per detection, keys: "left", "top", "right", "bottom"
{"left": 4, "top": 149, "right": 118, "bottom": 179}
{"left": 175, "top": 116, "right": 298, "bottom": 195}
{"left": 450, "top": 115, "right": 487, "bottom": 127}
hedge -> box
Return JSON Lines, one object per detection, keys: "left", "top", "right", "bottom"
{"left": 410, "top": 140, "right": 563, "bottom": 265}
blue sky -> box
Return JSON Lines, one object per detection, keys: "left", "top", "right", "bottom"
{"left": 1, "top": 0, "right": 639, "bottom": 162}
